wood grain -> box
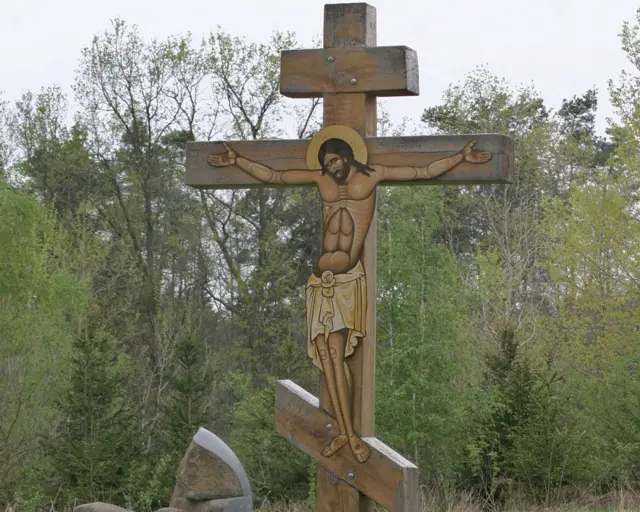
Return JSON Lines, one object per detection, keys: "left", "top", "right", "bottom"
{"left": 316, "top": 466, "right": 368, "bottom": 512}
{"left": 185, "top": 2, "right": 515, "bottom": 512}
{"left": 275, "top": 380, "right": 419, "bottom": 512}
{"left": 280, "top": 46, "right": 419, "bottom": 98}
{"left": 185, "top": 134, "right": 514, "bottom": 188}
{"left": 319, "top": 5, "right": 378, "bottom": 510}
{"left": 324, "top": 3, "right": 377, "bottom": 47}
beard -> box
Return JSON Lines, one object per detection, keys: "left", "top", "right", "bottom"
{"left": 331, "top": 167, "right": 348, "bottom": 184}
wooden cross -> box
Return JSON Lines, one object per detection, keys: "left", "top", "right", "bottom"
{"left": 186, "top": 3, "right": 514, "bottom": 511}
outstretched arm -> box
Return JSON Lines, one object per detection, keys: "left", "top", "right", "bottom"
{"left": 208, "top": 142, "right": 320, "bottom": 185}
{"left": 373, "top": 140, "right": 491, "bottom": 182}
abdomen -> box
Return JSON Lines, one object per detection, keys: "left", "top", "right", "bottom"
{"left": 318, "top": 208, "right": 355, "bottom": 274}
{"left": 317, "top": 195, "right": 375, "bottom": 274}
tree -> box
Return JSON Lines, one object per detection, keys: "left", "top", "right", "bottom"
{"left": 46, "top": 319, "right": 141, "bottom": 507}
{"left": 0, "top": 94, "right": 13, "bottom": 180}
{"left": 376, "top": 185, "right": 477, "bottom": 486}
{"left": 12, "top": 87, "right": 95, "bottom": 218}
{"left": 198, "top": 28, "right": 321, "bottom": 383}
{"left": 161, "top": 333, "right": 215, "bottom": 455}
{"left": 421, "top": 68, "right": 601, "bottom": 503}
{"left": 0, "top": 183, "right": 89, "bottom": 504}
{"left": 72, "top": 19, "right": 212, "bottom": 443}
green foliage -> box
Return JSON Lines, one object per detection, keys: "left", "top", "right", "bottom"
{"left": 135, "top": 333, "right": 219, "bottom": 507}
{"left": 5, "top": 9, "right": 640, "bottom": 511}
{"left": 376, "top": 186, "right": 477, "bottom": 485}
{"left": 0, "top": 183, "right": 88, "bottom": 503}
{"left": 45, "top": 320, "right": 142, "bottom": 507}
{"left": 464, "top": 328, "right": 585, "bottom": 505}
{"left": 229, "top": 373, "right": 311, "bottom": 502}
{"left": 162, "top": 334, "right": 215, "bottom": 454}
{"left": 122, "top": 453, "right": 176, "bottom": 512}
{"left": 13, "top": 88, "right": 94, "bottom": 217}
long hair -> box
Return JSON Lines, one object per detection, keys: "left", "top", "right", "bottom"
{"left": 318, "top": 138, "right": 375, "bottom": 176}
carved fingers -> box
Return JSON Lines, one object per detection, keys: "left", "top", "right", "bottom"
{"left": 461, "top": 140, "right": 492, "bottom": 164}
{"left": 461, "top": 139, "right": 476, "bottom": 156}
{"left": 207, "top": 154, "right": 228, "bottom": 167}
{"left": 222, "top": 141, "right": 236, "bottom": 157}
{"left": 466, "top": 151, "right": 492, "bottom": 164}
{"left": 207, "top": 142, "right": 237, "bottom": 167}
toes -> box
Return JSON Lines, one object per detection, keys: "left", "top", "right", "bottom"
{"left": 348, "top": 436, "right": 371, "bottom": 463}
{"left": 322, "top": 435, "right": 348, "bottom": 457}
{"left": 355, "top": 446, "right": 370, "bottom": 463}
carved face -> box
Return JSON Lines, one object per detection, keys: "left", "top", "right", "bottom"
{"left": 323, "top": 152, "right": 349, "bottom": 183}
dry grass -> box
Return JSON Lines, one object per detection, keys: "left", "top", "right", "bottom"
{"left": 255, "top": 487, "right": 640, "bottom": 512}
{"left": 5, "top": 488, "right": 640, "bottom": 512}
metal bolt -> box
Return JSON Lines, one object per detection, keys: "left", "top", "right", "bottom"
{"left": 327, "top": 55, "right": 335, "bottom": 62}
{"left": 347, "top": 471, "right": 356, "bottom": 480}
{"left": 350, "top": 77, "right": 357, "bottom": 85}
{"left": 329, "top": 474, "right": 338, "bottom": 484}
{"left": 326, "top": 423, "right": 333, "bottom": 431}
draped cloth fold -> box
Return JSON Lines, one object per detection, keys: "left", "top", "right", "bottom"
{"left": 305, "top": 261, "right": 367, "bottom": 371}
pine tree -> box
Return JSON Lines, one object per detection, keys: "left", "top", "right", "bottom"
{"left": 47, "top": 320, "right": 141, "bottom": 506}
{"left": 161, "top": 334, "right": 214, "bottom": 455}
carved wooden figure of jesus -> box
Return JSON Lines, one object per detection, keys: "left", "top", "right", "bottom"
{"left": 208, "top": 126, "right": 492, "bottom": 463}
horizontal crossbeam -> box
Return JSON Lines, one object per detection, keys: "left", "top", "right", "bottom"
{"left": 185, "top": 134, "right": 514, "bottom": 188}
{"left": 275, "top": 379, "right": 419, "bottom": 512}
{"left": 280, "top": 46, "right": 419, "bottom": 97}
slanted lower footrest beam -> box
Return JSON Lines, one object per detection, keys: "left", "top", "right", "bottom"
{"left": 275, "top": 379, "right": 419, "bottom": 512}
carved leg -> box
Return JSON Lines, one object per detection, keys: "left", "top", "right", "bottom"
{"left": 315, "top": 334, "right": 350, "bottom": 457}
{"left": 328, "top": 330, "right": 371, "bottom": 463}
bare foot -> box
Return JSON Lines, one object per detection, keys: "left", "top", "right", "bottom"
{"left": 321, "top": 434, "right": 349, "bottom": 457}
{"left": 348, "top": 435, "right": 371, "bottom": 463}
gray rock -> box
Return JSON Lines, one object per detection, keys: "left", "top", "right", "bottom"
{"left": 170, "top": 428, "right": 252, "bottom": 512}
{"left": 155, "top": 509, "right": 182, "bottom": 512}
{"left": 171, "top": 497, "right": 252, "bottom": 512}
{"left": 187, "top": 492, "right": 217, "bottom": 501}
{"left": 74, "top": 504, "right": 132, "bottom": 512}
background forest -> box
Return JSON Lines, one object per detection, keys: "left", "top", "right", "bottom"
{"left": 3, "top": 8, "right": 640, "bottom": 512}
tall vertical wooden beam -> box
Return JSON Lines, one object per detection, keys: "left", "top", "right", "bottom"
{"left": 316, "top": 4, "right": 377, "bottom": 512}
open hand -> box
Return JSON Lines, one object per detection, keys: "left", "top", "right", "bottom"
{"left": 462, "top": 140, "right": 491, "bottom": 164}
{"left": 207, "top": 142, "right": 237, "bottom": 167}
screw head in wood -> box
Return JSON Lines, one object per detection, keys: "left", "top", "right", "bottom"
{"left": 350, "top": 77, "right": 357, "bottom": 85}
{"left": 326, "top": 423, "right": 333, "bottom": 430}
{"left": 327, "top": 55, "right": 334, "bottom": 62}
{"left": 347, "top": 471, "right": 356, "bottom": 480}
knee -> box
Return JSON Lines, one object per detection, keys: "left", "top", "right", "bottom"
{"left": 318, "top": 349, "right": 328, "bottom": 361}
{"left": 329, "top": 346, "right": 339, "bottom": 359}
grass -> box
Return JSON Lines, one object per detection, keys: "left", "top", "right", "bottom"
{"left": 255, "top": 487, "right": 640, "bottom": 512}
{"left": 5, "top": 488, "right": 640, "bottom": 512}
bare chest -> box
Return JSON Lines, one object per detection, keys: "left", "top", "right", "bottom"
{"left": 317, "top": 174, "right": 375, "bottom": 203}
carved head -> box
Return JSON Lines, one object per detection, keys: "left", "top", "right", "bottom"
{"left": 318, "top": 138, "right": 373, "bottom": 183}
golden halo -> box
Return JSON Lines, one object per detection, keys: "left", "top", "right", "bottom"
{"left": 306, "top": 125, "right": 368, "bottom": 170}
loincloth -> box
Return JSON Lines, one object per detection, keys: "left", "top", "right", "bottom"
{"left": 305, "top": 261, "right": 367, "bottom": 370}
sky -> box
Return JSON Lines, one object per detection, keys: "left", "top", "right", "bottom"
{"left": 1, "top": 0, "right": 638, "bottom": 135}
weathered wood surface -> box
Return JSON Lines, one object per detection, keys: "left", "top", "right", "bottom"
{"left": 316, "top": 466, "right": 368, "bottom": 512}
{"left": 185, "top": 134, "right": 514, "bottom": 187}
{"left": 275, "top": 380, "right": 419, "bottom": 512}
{"left": 280, "top": 46, "right": 419, "bottom": 98}
{"left": 324, "top": 3, "right": 376, "bottom": 48}
{"left": 316, "top": 5, "right": 378, "bottom": 509}
{"left": 185, "top": 2, "right": 516, "bottom": 512}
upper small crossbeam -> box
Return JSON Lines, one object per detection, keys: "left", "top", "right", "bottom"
{"left": 280, "top": 46, "right": 419, "bottom": 98}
